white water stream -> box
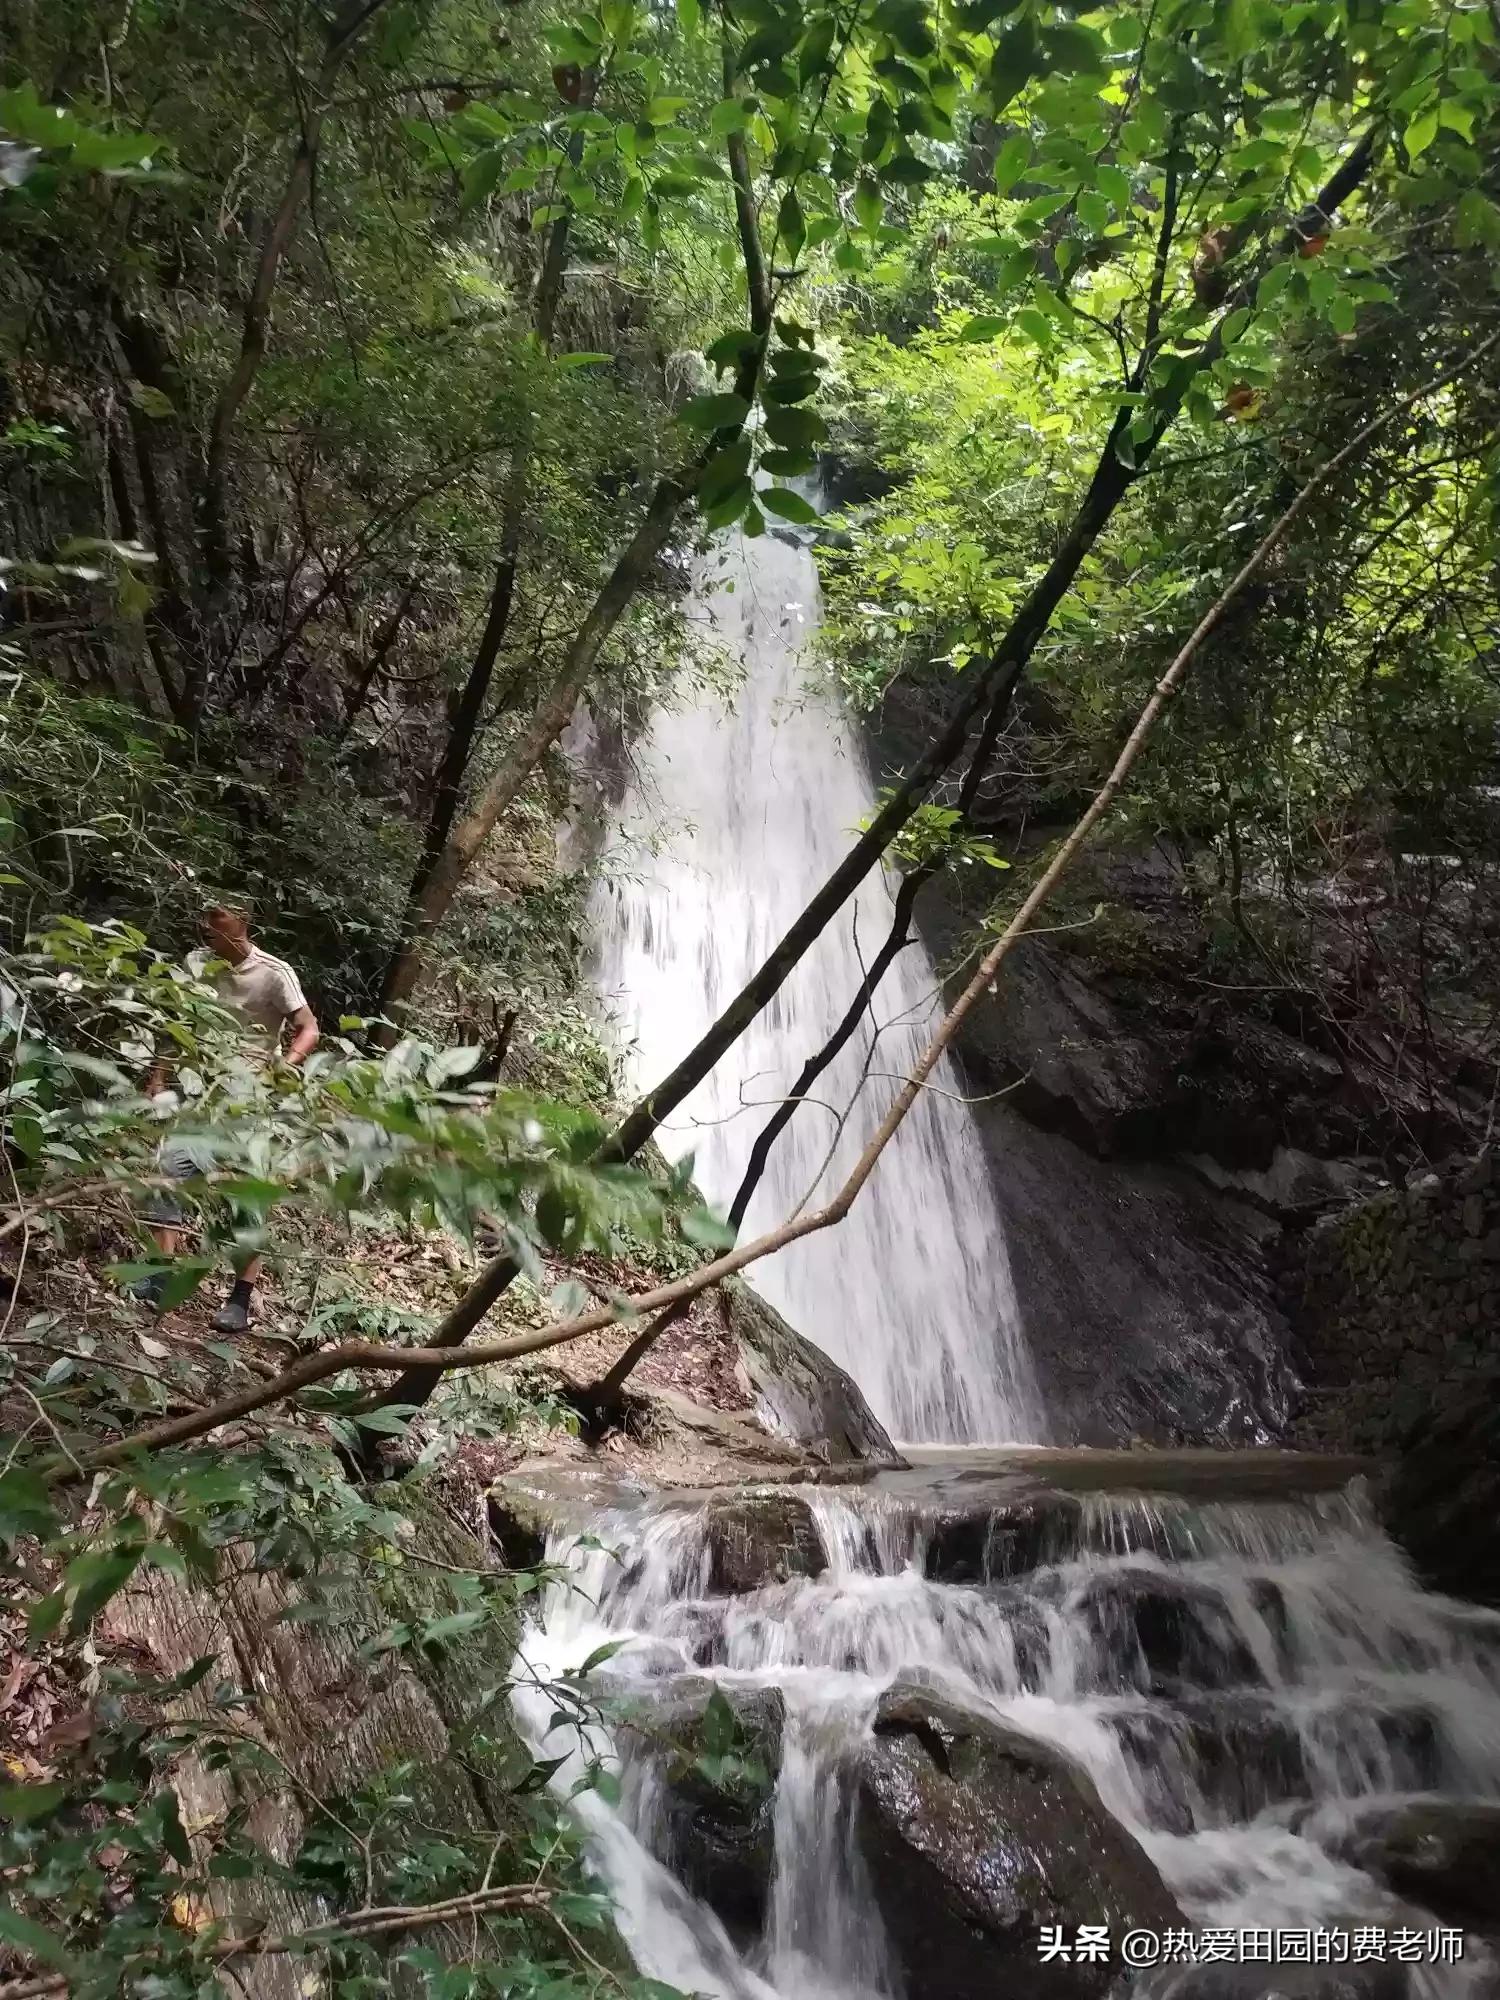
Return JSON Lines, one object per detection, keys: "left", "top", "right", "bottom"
{"left": 589, "top": 524, "right": 1040, "bottom": 1445}
{"left": 513, "top": 523, "right": 1500, "bottom": 1998}
{"left": 515, "top": 1477, "right": 1500, "bottom": 1998}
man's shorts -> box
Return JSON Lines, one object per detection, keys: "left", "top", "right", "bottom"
{"left": 144, "top": 1141, "right": 204, "bottom": 1227}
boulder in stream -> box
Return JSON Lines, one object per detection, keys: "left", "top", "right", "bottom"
{"left": 855, "top": 1684, "right": 1182, "bottom": 2000}
{"left": 1049, "top": 1567, "right": 1265, "bottom": 1695}
{"left": 923, "top": 1491, "right": 1084, "bottom": 1582}
{"left": 622, "top": 1678, "right": 785, "bottom": 1943}
{"left": 1383, "top": 1376, "right": 1500, "bottom": 1613}
{"left": 1328, "top": 1799, "right": 1500, "bottom": 1938}
{"left": 699, "top": 1489, "right": 827, "bottom": 1593}
{"left": 724, "top": 1279, "right": 902, "bottom": 1466}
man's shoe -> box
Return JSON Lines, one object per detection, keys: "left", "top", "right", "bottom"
{"left": 212, "top": 1292, "right": 253, "bottom": 1335}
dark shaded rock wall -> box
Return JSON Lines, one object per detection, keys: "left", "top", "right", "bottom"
{"left": 921, "top": 912, "right": 1321, "bottom": 1446}
{"left": 1279, "top": 1148, "right": 1499, "bottom": 1453}
{"left": 1277, "top": 1148, "right": 1500, "bottom": 1607}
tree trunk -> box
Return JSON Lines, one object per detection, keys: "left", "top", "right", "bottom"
{"left": 376, "top": 71, "right": 773, "bottom": 1029}
{"left": 196, "top": 0, "right": 393, "bottom": 614}
{"left": 376, "top": 146, "right": 590, "bottom": 1030}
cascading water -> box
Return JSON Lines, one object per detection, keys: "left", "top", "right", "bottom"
{"left": 536, "top": 517, "right": 1500, "bottom": 1999}
{"left": 588, "top": 521, "right": 1040, "bottom": 1445}
{"left": 514, "top": 1469, "right": 1500, "bottom": 1999}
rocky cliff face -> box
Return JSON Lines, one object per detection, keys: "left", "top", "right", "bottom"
{"left": 913, "top": 859, "right": 1408, "bottom": 1447}
{"left": 1279, "top": 1148, "right": 1500, "bottom": 1607}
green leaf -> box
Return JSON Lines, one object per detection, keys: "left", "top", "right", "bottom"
{"left": 578, "top": 1639, "right": 628, "bottom": 1675}
{"left": 1455, "top": 189, "right": 1500, "bottom": 250}
{"left": 852, "top": 180, "right": 884, "bottom": 233}
{"left": 1096, "top": 162, "right": 1131, "bottom": 212}
{"left": 557, "top": 352, "right": 613, "bottom": 369}
{"left": 702, "top": 479, "right": 754, "bottom": 528}
{"left": 698, "top": 439, "right": 754, "bottom": 508}
{"left": 679, "top": 392, "right": 751, "bottom": 432}
{"left": 739, "top": 21, "right": 796, "bottom": 71}
{"left": 421, "top": 1610, "right": 487, "bottom": 1644}
{"left": 709, "top": 98, "right": 749, "bottom": 137}
{"left": 0, "top": 1910, "right": 76, "bottom": 1974}
{"left": 0, "top": 1781, "right": 69, "bottom": 1826}
{"left": 459, "top": 147, "right": 506, "bottom": 213}
{"left": 64, "top": 1544, "right": 144, "bottom": 1630}
{"left": 680, "top": 1206, "right": 736, "bottom": 1248}
{"left": 993, "top": 132, "right": 1031, "bottom": 196}
{"left": 876, "top": 0, "right": 936, "bottom": 59}
{"left": 705, "top": 328, "right": 762, "bottom": 373}
{"left": 354, "top": 1406, "right": 416, "bottom": 1436}
{"left": 998, "top": 245, "right": 1036, "bottom": 293}
{"left": 1077, "top": 189, "right": 1110, "bottom": 235}
{"left": 878, "top": 150, "right": 931, "bottom": 186}
{"left": 1404, "top": 108, "right": 1439, "bottom": 161}
{"left": 761, "top": 447, "right": 817, "bottom": 476}
{"left": 27, "top": 1590, "right": 68, "bottom": 1642}
{"left": 216, "top": 1176, "right": 284, "bottom": 1215}
{"left": 777, "top": 187, "right": 806, "bottom": 263}
{"left": 589, "top": 1767, "right": 623, "bottom": 1806}
{"left": 989, "top": 19, "right": 1040, "bottom": 112}
{"left": 1220, "top": 306, "right": 1251, "bottom": 347}
{"left": 158, "top": 1790, "right": 193, "bottom": 1867}
{"left": 154, "top": 1257, "right": 215, "bottom": 1311}
{"left": 0, "top": 1465, "right": 57, "bottom": 1547}
{"left": 760, "top": 487, "right": 819, "bottom": 524}
{"left": 763, "top": 405, "right": 828, "bottom": 450}
{"left": 959, "top": 315, "right": 1007, "bottom": 343}
{"left": 1043, "top": 21, "right": 1104, "bottom": 73}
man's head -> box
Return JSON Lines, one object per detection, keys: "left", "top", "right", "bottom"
{"left": 201, "top": 905, "right": 253, "bottom": 964}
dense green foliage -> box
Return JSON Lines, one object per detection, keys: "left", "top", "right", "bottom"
{"left": 3, "top": 0, "right": 1500, "bottom": 1989}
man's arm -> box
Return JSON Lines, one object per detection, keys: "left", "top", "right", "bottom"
{"left": 283, "top": 1005, "right": 319, "bottom": 1066}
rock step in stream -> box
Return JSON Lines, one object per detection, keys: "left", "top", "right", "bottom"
{"left": 506, "top": 1450, "right": 1500, "bottom": 2000}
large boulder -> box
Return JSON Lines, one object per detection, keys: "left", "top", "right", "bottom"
{"left": 1382, "top": 1374, "right": 1500, "bottom": 1611}
{"left": 699, "top": 1489, "right": 827, "bottom": 1594}
{"left": 922, "top": 1491, "right": 1084, "bottom": 1583}
{"left": 621, "top": 1678, "right": 784, "bottom": 1943}
{"left": 1328, "top": 1800, "right": 1500, "bottom": 1938}
{"left": 1055, "top": 1570, "right": 1265, "bottom": 1695}
{"left": 724, "top": 1279, "right": 902, "bottom": 1466}
{"left": 854, "top": 1685, "right": 1182, "bottom": 2000}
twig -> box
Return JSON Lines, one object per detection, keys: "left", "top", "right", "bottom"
{"left": 0, "top": 1885, "right": 553, "bottom": 1999}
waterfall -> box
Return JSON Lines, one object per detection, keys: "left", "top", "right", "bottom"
{"left": 589, "top": 523, "right": 1040, "bottom": 1445}
{"left": 514, "top": 1475, "right": 1500, "bottom": 2000}
{"left": 550, "top": 519, "right": 1500, "bottom": 2000}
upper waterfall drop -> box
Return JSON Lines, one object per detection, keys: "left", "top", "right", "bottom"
{"left": 588, "top": 516, "right": 1042, "bottom": 1445}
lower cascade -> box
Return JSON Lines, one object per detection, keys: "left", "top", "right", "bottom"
{"left": 514, "top": 1463, "right": 1500, "bottom": 1999}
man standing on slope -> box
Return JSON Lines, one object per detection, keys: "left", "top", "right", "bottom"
{"left": 139, "top": 905, "right": 319, "bottom": 1332}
